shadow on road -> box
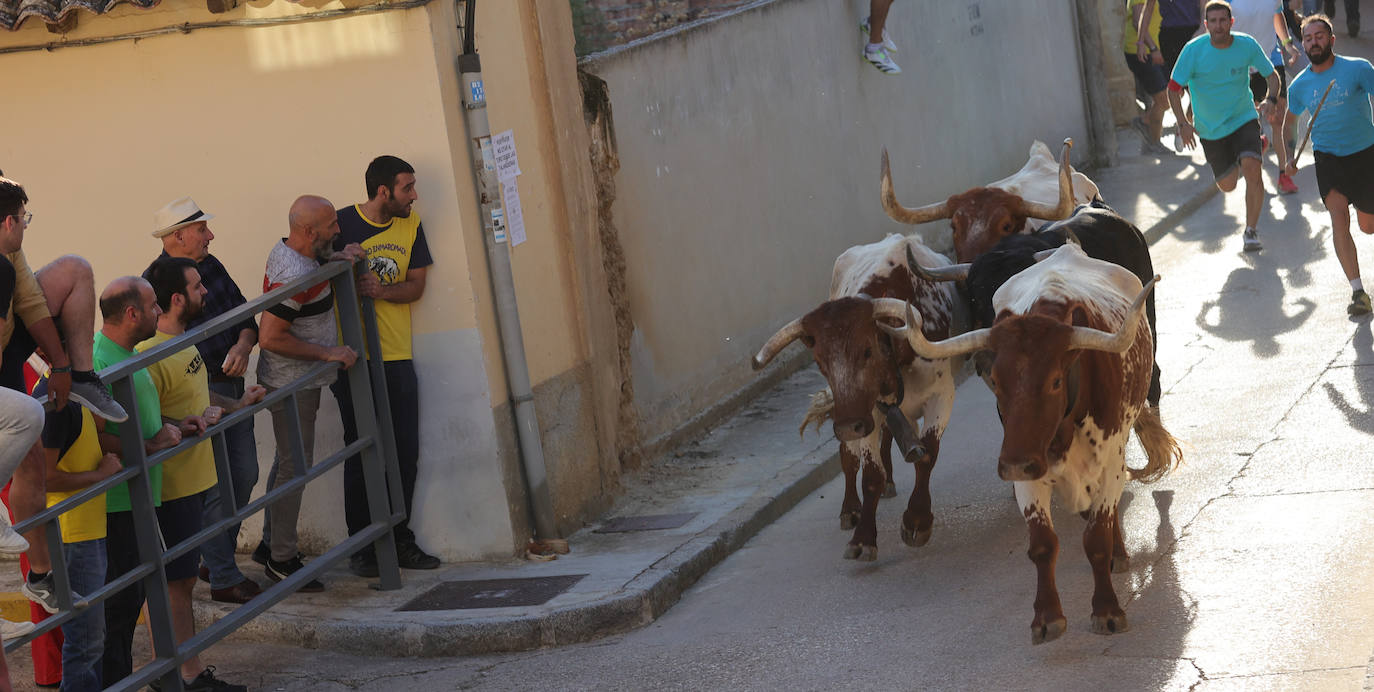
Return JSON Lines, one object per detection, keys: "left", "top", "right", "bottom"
{"left": 1194, "top": 261, "right": 1316, "bottom": 357}
{"left": 1324, "top": 318, "right": 1374, "bottom": 434}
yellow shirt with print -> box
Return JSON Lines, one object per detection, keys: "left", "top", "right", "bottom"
{"left": 46, "top": 407, "right": 108, "bottom": 543}
{"left": 138, "top": 332, "right": 217, "bottom": 501}
{"left": 349, "top": 204, "right": 419, "bottom": 361}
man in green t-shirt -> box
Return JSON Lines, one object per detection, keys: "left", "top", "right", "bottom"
{"left": 91, "top": 276, "right": 184, "bottom": 685}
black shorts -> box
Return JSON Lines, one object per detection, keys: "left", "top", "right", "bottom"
{"left": 1315, "top": 143, "right": 1374, "bottom": 212}
{"left": 1125, "top": 53, "right": 1169, "bottom": 94}
{"left": 155, "top": 492, "right": 206, "bottom": 582}
{"left": 1249, "top": 66, "right": 1289, "bottom": 102}
{"left": 0, "top": 316, "right": 35, "bottom": 392}
{"left": 1200, "top": 120, "right": 1264, "bottom": 180}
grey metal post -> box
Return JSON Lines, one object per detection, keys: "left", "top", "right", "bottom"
{"left": 457, "top": 37, "right": 560, "bottom": 541}
{"left": 112, "top": 376, "right": 183, "bottom": 691}
{"left": 333, "top": 270, "right": 403, "bottom": 590}
{"left": 359, "top": 291, "right": 406, "bottom": 523}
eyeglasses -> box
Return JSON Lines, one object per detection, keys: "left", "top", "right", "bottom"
{"left": 8, "top": 212, "right": 31, "bottom": 226}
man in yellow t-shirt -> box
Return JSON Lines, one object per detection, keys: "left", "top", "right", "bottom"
{"left": 331, "top": 156, "right": 440, "bottom": 578}
{"left": 140, "top": 256, "right": 262, "bottom": 690}
{"left": 33, "top": 374, "right": 120, "bottom": 690}
{"left": 1124, "top": 0, "right": 1175, "bottom": 154}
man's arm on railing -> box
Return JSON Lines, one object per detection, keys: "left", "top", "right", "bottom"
{"left": 98, "top": 421, "right": 182, "bottom": 457}
{"left": 45, "top": 448, "right": 121, "bottom": 493}
{"left": 259, "top": 311, "right": 358, "bottom": 368}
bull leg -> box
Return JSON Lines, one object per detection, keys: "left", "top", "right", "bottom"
{"left": 901, "top": 432, "right": 940, "bottom": 547}
{"left": 1110, "top": 505, "right": 1130, "bottom": 573}
{"left": 880, "top": 428, "right": 897, "bottom": 498}
{"left": 1017, "top": 482, "right": 1066, "bottom": 645}
{"left": 1084, "top": 505, "right": 1129, "bottom": 635}
{"left": 843, "top": 459, "right": 884, "bottom": 562}
{"left": 839, "top": 445, "right": 861, "bottom": 530}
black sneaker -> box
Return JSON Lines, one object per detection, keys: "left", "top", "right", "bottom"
{"left": 397, "top": 542, "right": 440, "bottom": 570}
{"left": 349, "top": 552, "right": 379, "bottom": 578}
{"left": 252, "top": 541, "right": 302, "bottom": 567}
{"left": 67, "top": 372, "right": 128, "bottom": 422}
{"left": 264, "top": 556, "right": 324, "bottom": 592}
{"left": 185, "top": 666, "right": 246, "bottom": 692}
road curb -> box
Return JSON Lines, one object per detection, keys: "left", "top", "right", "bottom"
{"left": 1141, "top": 175, "right": 1220, "bottom": 246}
{"left": 211, "top": 447, "right": 842, "bottom": 657}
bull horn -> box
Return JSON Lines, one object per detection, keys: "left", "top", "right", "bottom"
{"left": 1032, "top": 248, "right": 1058, "bottom": 262}
{"left": 1017, "top": 138, "right": 1076, "bottom": 222}
{"left": 877, "top": 300, "right": 991, "bottom": 361}
{"left": 753, "top": 318, "right": 805, "bottom": 370}
{"left": 882, "top": 148, "right": 952, "bottom": 225}
{"left": 1067, "top": 275, "right": 1160, "bottom": 354}
{"left": 906, "top": 244, "right": 970, "bottom": 283}
{"left": 870, "top": 297, "right": 910, "bottom": 321}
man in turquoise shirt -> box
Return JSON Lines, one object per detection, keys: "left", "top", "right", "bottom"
{"left": 91, "top": 276, "right": 185, "bottom": 685}
{"left": 1285, "top": 14, "right": 1374, "bottom": 314}
{"left": 1170, "top": 0, "right": 1283, "bottom": 252}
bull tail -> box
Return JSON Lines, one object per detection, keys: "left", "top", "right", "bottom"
{"left": 1129, "top": 406, "right": 1182, "bottom": 483}
{"left": 799, "top": 388, "right": 834, "bottom": 437}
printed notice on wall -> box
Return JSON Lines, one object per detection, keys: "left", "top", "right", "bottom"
{"left": 493, "top": 130, "right": 521, "bottom": 182}
{"left": 503, "top": 178, "right": 527, "bottom": 246}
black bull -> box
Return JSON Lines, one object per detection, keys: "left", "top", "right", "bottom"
{"left": 962, "top": 200, "right": 1161, "bottom": 407}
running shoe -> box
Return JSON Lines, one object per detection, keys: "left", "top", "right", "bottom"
{"left": 863, "top": 46, "right": 901, "bottom": 74}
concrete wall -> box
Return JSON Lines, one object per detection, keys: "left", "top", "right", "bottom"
{"left": 0, "top": 0, "right": 615, "bottom": 559}
{"left": 580, "top": 0, "right": 1094, "bottom": 449}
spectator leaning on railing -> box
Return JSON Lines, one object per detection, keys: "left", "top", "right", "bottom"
{"left": 143, "top": 197, "right": 263, "bottom": 606}
{"left": 256, "top": 195, "right": 363, "bottom": 593}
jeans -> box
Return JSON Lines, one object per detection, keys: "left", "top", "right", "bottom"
{"left": 201, "top": 379, "right": 258, "bottom": 589}
{"left": 0, "top": 386, "right": 43, "bottom": 488}
{"left": 102, "top": 511, "right": 142, "bottom": 685}
{"left": 264, "top": 386, "right": 321, "bottom": 562}
{"left": 60, "top": 538, "right": 106, "bottom": 692}
{"left": 331, "top": 360, "right": 419, "bottom": 550}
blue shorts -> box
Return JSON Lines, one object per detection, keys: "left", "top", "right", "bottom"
{"left": 1125, "top": 53, "right": 1169, "bottom": 95}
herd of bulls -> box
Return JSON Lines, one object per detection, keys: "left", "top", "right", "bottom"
{"left": 752, "top": 139, "right": 1183, "bottom": 645}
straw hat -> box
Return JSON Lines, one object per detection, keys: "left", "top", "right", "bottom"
{"left": 151, "top": 197, "right": 215, "bottom": 238}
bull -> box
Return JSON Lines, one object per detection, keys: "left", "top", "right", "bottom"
{"left": 880, "top": 139, "right": 1096, "bottom": 262}
{"left": 881, "top": 244, "right": 1181, "bottom": 644}
{"left": 753, "top": 234, "right": 963, "bottom": 561}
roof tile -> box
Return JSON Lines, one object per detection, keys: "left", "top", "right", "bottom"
{"left": 1, "top": 0, "right": 159, "bottom": 31}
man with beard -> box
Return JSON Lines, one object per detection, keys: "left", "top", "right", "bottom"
{"left": 139, "top": 256, "right": 261, "bottom": 690}
{"left": 331, "top": 156, "right": 440, "bottom": 578}
{"left": 1284, "top": 13, "right": 1374, "bottom": 314}
{"left": 257, "top": 195, "right": 363, "bottom": 592}
{"left": 144, "top": 198, "right": 263, "bottom": 605}
{"left": 92, "top": 276, "right": 183, "bottom": 685}
{"left": 1170, "top": 0, "right": 1283, "bottom": 252}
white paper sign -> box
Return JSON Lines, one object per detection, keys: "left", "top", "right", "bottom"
{"left": 503, "top": 178, "right": 527, "bottom": 247}
{"left": 492, "top": 130, "right": 521, "bottom": 182}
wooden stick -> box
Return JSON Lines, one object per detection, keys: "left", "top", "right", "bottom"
{"left": 1293, "top": 80, "right": 1336, "bottom": 164}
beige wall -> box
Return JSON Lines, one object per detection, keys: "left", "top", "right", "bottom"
{"left": 0, "top": 0, "right": 614, "bottom": 558}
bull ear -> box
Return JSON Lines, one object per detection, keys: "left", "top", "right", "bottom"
{"left": 1070, "top": 304, "right": 1092, "bottom": 328}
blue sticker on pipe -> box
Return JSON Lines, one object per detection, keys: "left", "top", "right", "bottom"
{"left": 470, "top": 80, "right": 485, "bottom": 103}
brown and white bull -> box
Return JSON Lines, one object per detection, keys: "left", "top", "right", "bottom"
{"left": 881, "top": 244, "right": 1181, "bottom": 643}
{"left": 881, "top": 139, "right": 1098, "bottom": 262}
{"left": 753, "top": 234, "right": 963, "bottom": 561}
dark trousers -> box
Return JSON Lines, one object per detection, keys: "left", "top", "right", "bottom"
{"left": 101, "top": 511, "right": 143, "bottom": 686}
{"left": 1324, "top": 0, "right": 1360, "bottom": 22}
{"left": 331, "top": 359, "right": 419, "bottom": 551}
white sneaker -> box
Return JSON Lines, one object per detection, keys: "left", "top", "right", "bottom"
{"left": 1173, "top": 132, "right": 1184, "bottom": 152}
{"left": 863, "top": 46, "right": 901, "bottom": 74}
{"left": 0, "top": 502, "right": 29, "bottom": 556}
{"left": 1243, "top": 227, "right": 1263, "bottom": 252}
{"left": 860, "top": 17, "right": 897, "bottom": 52}
{"left": 0, "top": 618, "right": 34, "bottom": 641}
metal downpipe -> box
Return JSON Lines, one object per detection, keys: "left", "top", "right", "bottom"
{"left": 456, "top": 0, "right": 559, "bottom": 543}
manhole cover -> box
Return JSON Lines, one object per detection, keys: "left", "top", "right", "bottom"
{"left": 396, "top": 575, "right": 586, "bottom": 611}
{"left": 594, "top": 512, "right": 697, "bottom": 533}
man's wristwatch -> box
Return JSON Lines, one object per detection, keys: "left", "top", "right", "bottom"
{"left": 50, "top": 365, "right": 71, "bottom": 374}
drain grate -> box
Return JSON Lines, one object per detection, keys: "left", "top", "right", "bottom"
{"left": 594, "top": 512, "right": 697, "bottom": 533}
{"left": 396, "top": 575, "right": 586, "bottom": 611}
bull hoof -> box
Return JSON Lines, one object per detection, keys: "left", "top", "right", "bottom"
{"left": 900, "top": 524, "right": 932, "bottom": 547}
{"left": 882, "top": 482, "right": 897, "bottom": 499}
{"left": 1111, "top": 555, "right": 1131, "bottom": 573}
{"left": 857, "top": 545, "right": 878, "bottom": 562}
{"left": 842, "top": 544, "right": 862, "bottom": 560}
{"left": 1091, "top": 611, "right": 1130, "bottom": 635}
{"left": 839, "top": 512, "right": 858, "bottom": 531}
{"left": 1031, "top": 617, "right": 1067, "bottom": 645}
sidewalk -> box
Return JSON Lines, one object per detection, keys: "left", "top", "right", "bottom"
{"left": 0, "top": 125, "right": 1221, "bottom": 661}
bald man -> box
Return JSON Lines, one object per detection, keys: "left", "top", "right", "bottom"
{"left": 256, "top": 196, "right": 362, "bottom": 593}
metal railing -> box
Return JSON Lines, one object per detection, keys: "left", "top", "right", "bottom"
{"left": 4, "top": 258, "right": 407, "bottom": 692}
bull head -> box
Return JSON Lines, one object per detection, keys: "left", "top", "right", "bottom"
{"left": 881, "top": 139, "right": 1077, "bottom": 262}
{"left": 754, "top": 298, "right": 910, "bottom": 442}
{"left": 879, "top": 276, "right": 1159, "bottom": 480}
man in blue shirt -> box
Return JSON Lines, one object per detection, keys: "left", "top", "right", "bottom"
{"left": 1284, "top": 13, "right": 1374, "bottom": 314}
{"left": 1169, "top": 0, "right": 1283, "bottom": 252}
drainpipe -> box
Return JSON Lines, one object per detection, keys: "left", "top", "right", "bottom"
{"left": 456, "top": 0, "right": 560, "bottom": 543}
